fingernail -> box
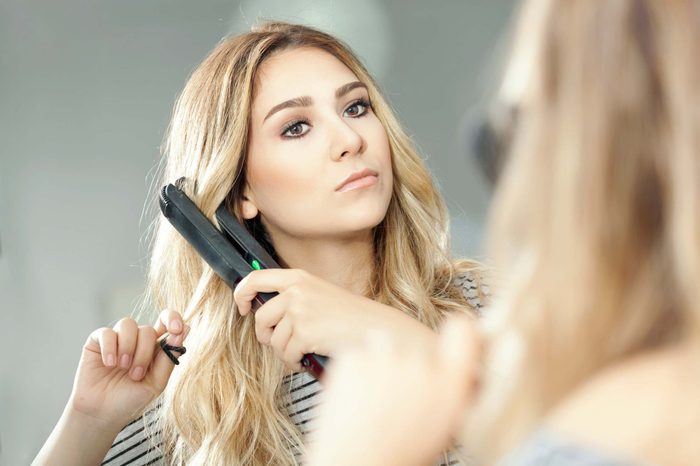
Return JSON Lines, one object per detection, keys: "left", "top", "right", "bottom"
{"left": 130, "top": 366, "right": 145, "bottom": 380}
{"left": 172, "top": 320, "right": 182, "bottom": 333}
{"left": 120, "top": 354, "right": 131, "bottom": 369}
{"left": 175, "top": 334, "right": 186, "bottom": 345}
{"left": 106, "top": 354, "right": 116, "bottom": 367}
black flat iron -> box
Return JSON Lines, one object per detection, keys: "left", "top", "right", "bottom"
{"left": 158, "top": 179, "right": 328, "bottom": 379}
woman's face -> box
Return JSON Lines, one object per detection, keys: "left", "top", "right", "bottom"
{"left": 243, "top": 47, "right": 393, "bottom": 242}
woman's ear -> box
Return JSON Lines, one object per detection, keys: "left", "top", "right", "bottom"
{"left": 241, "top": 187, "right": 259, "bottom": 220}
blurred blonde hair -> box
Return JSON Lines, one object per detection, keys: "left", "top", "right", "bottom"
{"left": 144, "top": 21, "right": 480, "bottom": 465}
{"left": 471, "top": 0, "right": 700, "bottom": 462}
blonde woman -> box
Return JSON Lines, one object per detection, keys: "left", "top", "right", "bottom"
{"left": 308, "top": 0, "right": 700, "bottom": 465}
{"left": 33, "top": 22, "right": 486, "bottom": 466}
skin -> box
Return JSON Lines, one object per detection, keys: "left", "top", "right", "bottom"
{"left": 32, "top": 311, "right": 188, "bottom": 466}
{"left": 306, "top": 315, "right": 479, "bottom": 466}
{"left": 234, "top": 47, "right": 436, "bottom": 371}
{"left": 240, "top": 45, "right": 392, "bottom": 297}
{"left": 306, "top": 326, "right": 700, "bottom": 465}
{"left": 546, "top": 343, "right": 700, "bottom": 466}
{"left": 244, "top": 47, "right": 394, "bottom": 262}
{"left": 34, "top": 46, "right": 437, "bottom": 463}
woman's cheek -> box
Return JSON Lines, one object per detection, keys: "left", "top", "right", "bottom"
{"left": 255, "top": 161, "right": 323, "bottom": 215}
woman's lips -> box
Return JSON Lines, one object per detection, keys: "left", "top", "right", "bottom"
{"left": 337, "top": 174, "right": 378, "bottom": 192}
{"left": 336, "top": 168, "right": 379, "bottom": 192}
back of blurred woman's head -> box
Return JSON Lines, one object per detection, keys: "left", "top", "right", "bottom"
{"left": 473, "top": 0, "right": 700, "bottom": 461}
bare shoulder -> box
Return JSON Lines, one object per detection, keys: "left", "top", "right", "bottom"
{"left": 547, "top": 344, "right": 700, "bottom": 466}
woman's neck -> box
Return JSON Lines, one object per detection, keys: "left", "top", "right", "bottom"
{"left": 268, "top": 230, "right": 375, "bottom": 296}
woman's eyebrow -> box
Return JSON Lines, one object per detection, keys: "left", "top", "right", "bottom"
{"left": 335, "top": 81, "right": 366, "bottom": 98}
{"left": 264, "top": 96, "right": 312, "bottom": 122}
{"left": 263, "top": 81, "right": 367, "bottom": 123}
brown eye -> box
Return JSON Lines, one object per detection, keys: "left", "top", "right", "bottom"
{"left": 344, "top": 100, "right": 370, "bottom": 118}
{"left": 281, "top": 121, "right": 311, "bottom": 139}
{"left": 288, "top": 123, "right": 304, "bottom": 135}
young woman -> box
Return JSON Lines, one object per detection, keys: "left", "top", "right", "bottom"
{"left": 307, "top": 0, "right": 700, "bottom": 465}
{"left": 33, "top": 22, "right": 486, "bottom": 466}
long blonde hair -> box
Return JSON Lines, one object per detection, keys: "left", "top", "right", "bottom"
{"left": 471, "top": 0, "right": 700, "bottom": 461}
{"left": 144, "top": 21, "right": 479, "bottom": 465}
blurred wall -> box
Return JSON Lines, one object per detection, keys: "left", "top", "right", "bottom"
{"left": 0, "top": 1, "right": 514, "bottom": 463}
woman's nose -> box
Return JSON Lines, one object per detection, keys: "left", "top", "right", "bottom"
{"left": 330, "top": 118, "right": 365, "bottom": 161}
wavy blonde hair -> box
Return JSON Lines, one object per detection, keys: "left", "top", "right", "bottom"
{"left": 470, "top": 0, "right": 700, "bottom": 462}
{"left": 142, "top": 21, "right": 479, "bottom": 465}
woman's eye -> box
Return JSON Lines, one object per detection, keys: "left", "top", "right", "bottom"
{"left": 344, "top": 99, "right": 371, "bottom": 118}
{"left": 282, "top": 121, "right": 311, "bottom": 138}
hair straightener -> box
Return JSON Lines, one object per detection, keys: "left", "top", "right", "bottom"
{"left": 158, "top": 180, "right": 328, "bottom": 379}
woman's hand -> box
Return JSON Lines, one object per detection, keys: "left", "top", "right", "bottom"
{"left": 33, "top": 310, "right": 189, "bottom": 466}
{"left": 69, "top": 309, "right": 189, "bottom": 429}
{"left": 306, "top": 315, "right": 480, "bottom": 466}
{"left": 233, "top": 269, "right": 435, "bottom": 371}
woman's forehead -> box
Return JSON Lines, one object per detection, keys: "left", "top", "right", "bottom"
{"left": 252, "top": 48, "right": 359, "bottom": 113}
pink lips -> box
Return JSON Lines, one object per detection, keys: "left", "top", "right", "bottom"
{"left": 336, "top": 168, "right": 379, "bottom": 193}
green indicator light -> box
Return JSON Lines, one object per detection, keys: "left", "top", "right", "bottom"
{"left": 251, "top": 259, "right": 261, "bottom": 270}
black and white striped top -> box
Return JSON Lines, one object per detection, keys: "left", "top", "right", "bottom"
{"left": 101, "top": 271, "right": 487, "bottom": 466}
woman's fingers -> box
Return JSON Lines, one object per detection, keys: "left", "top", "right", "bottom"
{"left": 81, "top": 310, "right": 189, "bottom": 393}
{"left": 85, "top": 310, "right": 187, "bottom": 375}
{"left": 149, "top": 326, "right": 190, "bottom": 390}
{"left": 86, "top": 327, "right": 118, "bottom": 367}
{"left": 234, "top": 269, "right": 305, "bottom": 316}
{"left": 153, "top": 309, "right": 185, "bottom": 337}
{"left": 281, "top": 327, "right": 305, "bottom": 372}
{"left": 269, "top": 313, "right": 316, "bottom": 372}
{"left": 254, "top": 294, "right": 289, "bottom": 344}
{"left": 113, "top": 318, "right": 139, "bottom": 370}
{"left": 128, "top": 326, "right": 158, "bottom": 381}
{"left": 149, "top": 310, "right": 188, "bottom": 385}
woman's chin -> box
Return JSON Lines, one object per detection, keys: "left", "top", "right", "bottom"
{"left": 334, "top": 209, "right": 388, "bottom": 234}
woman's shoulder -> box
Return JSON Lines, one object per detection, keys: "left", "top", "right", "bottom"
{"left": 545, "top": 344, "right": 700, "bottom": 466}
{"left": 103, "top": 406, "right": 165, "bottom": 465}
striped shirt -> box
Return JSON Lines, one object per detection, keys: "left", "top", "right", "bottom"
{"left": 102, "top": 271, "right": 487, "bottom": 466}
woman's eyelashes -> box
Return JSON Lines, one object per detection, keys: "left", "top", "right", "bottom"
{"left": 343, "top": 98, "right": 371, "bottom": 118}
{"left": 279, "top": 98, "right": 373, "bottom": 139}
{"left": 281, "top": 119, "right": 311, "bottom": 139}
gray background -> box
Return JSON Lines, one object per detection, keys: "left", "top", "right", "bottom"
{"left": 0, "top": 1, "right": 515, "bottom": 463}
